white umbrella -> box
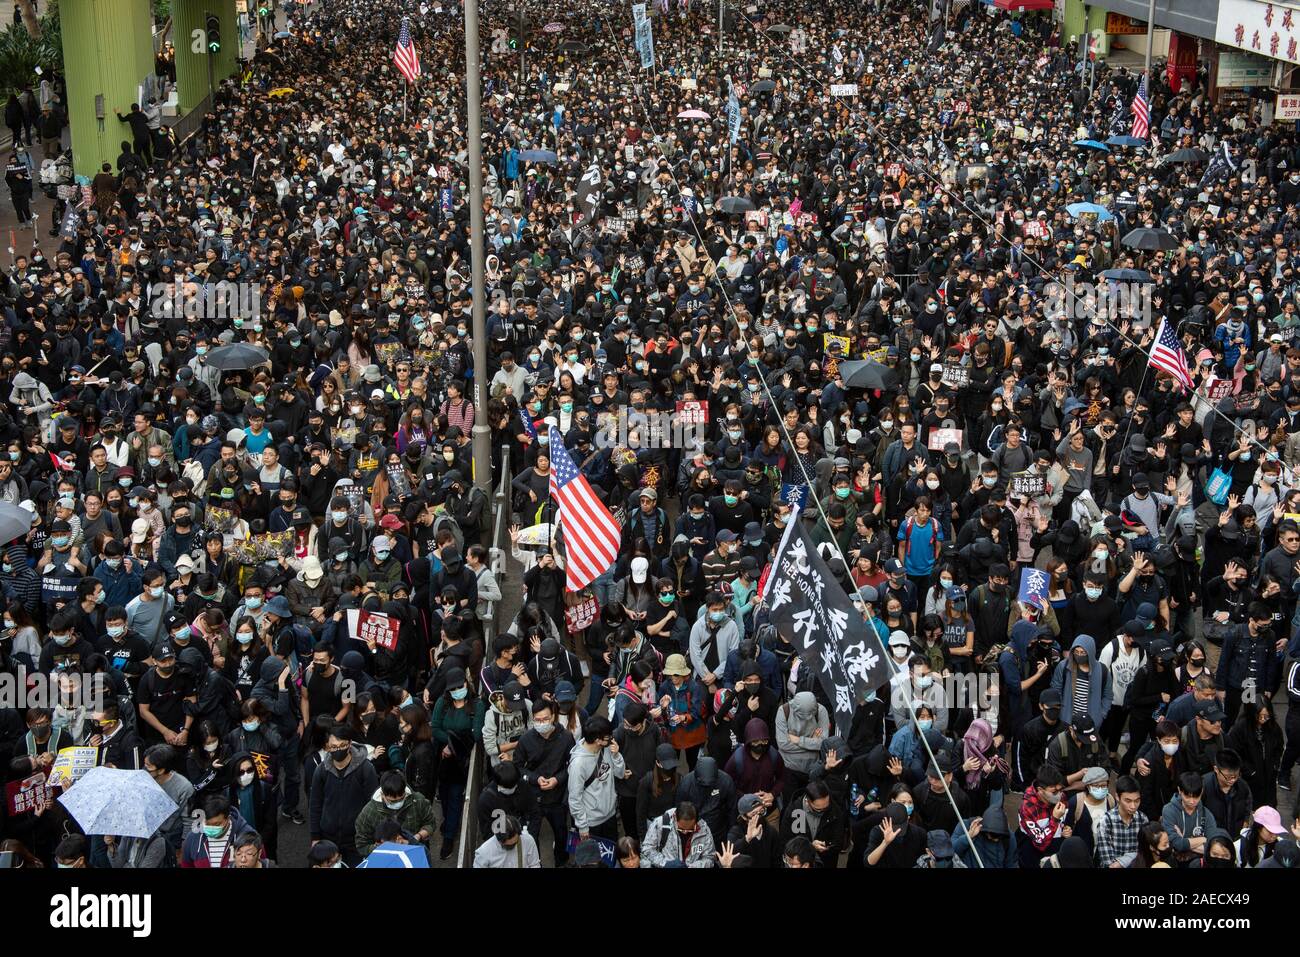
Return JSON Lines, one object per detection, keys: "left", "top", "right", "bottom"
{"left": 0, "top": 500, "right": 37, "bottom": 545}
{"left": 57, "top": 767, "right": 178, "bottom": 838}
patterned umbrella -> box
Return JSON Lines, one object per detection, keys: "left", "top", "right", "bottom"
{"left": 57, "top": 767, "right": 178, "bottom": 838}
{"left": 543, "top": 22, "right": 563, "bottom": 33}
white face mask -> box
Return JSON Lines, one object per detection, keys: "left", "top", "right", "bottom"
{"left": 239, "top": 772, "right": 255, "bottom": 787}
{"left": 1160, "top": 742, "right": 1179, "bottom": 756}
{"left": 926, "top": 479, "right": 940, "bottom": 490}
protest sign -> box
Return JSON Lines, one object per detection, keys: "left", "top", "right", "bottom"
{"left": 675, "top": 400, "right": 708, "bottom": 424}
{"left": 927, "top": 427, "right": 964, "bottom": 451}
{"left": 5, "top": 772, "right": 54, "bottom": 815}
{"left": 347, "top": 608, "right": 401, "bottom": 651}
{"left": 941, "top": 363, "right": 970, "bottom": 388}
{"left": 1011, "top": 471, "right": 1046, "bottom": 499}
{"left": 565, "top": 596, "right": 600, "bottom": 634}
{"left": 1018, "top": 566, "right": 1050, "bottom": 609}
{"left": 47, "top": 746, "right": 101, "bottom": 789}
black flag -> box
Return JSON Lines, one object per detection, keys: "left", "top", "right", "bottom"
{"left": 761, "top": 517, "right": 891, "bottom": 734}
{"left": 576, "top": 162, "right": 604, "bottom": 226}
{"left": 1199, "top": 142, "right": 1237, "bottom": 190}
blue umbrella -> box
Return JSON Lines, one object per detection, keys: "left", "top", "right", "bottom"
{"left": 1065, "top": 202, "right": 1113, "bottom": 221}
{"left": 1106, "top": 135, "right": 1146, "bottom": 148}
{"left": 357, "top": 842, "right": 430, "bottom": 868}
{"left": 1100, "top": 268, "right": 1154, "bottom": 283}
{"left": 1072, "top": 139, "right": 1110, "bottom": 152}
{"left": 518, "top": 149, "right": 558, "bottom": 164}
{"left": 274, "top": 31, "right": 291, "bottom": 39}
{"left": 57, "top": 767, "right": 178, "bottom": 838}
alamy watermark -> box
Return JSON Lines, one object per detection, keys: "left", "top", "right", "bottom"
{"left": 0, "top": 669, "right": 110, "bottom": 713}
{"left": 149, "top": 281, "right": 261, "bottom": 321}
{"left": 1043, "top": 275, "right": 1152, "bottom": 324}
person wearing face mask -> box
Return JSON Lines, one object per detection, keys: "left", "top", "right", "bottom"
{"left": 180, "top": 794, "right": 259, "bottom": 869}
{"left": 125, "top": 568, "right": 176, "bottom": 647}
{"left": 864, "top": 793, "right": 928, "bottom": 868}
{"left": 1069, "top": 571, "right": 1121, "bottom": 639}
{"left": 36, "top": 609, "right": 96, "bottom": 674}
{"left": 354, "top": 769, "right": 437, "bottom": 860}
{"left": 308, "top": 724, "right": 380, "bottom": 868}
{"left": 1016, "top": 765, "right": 1072, "bottom": 868}
{"left": 136, "top": 644, "right": 194, "bottom": 747}
{"left": 223, "top": 750, "right": 279, "bottom": 863}
{"left": 1049, "top": 634, "right": 1112, "bottom": 733}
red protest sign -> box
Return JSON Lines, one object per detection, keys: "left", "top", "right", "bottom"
{"left": 675, "top": 400, "right": 709, "bottom": 425}
{"left": 354, "top": 609, "right": 400, "bottom": 651}
{"left": 565, "top": 596, "right": 599, "bottom": 634}
{"left": 6, "top": 772, "right": 53, "bottom": 816}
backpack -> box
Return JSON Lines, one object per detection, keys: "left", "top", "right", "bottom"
{"left": 432, "top": 512, "right": 464, "bottom": 553}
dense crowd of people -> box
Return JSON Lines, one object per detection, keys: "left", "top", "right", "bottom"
{"left": 1, "top": 0, "right": 1300, "bottom": 871}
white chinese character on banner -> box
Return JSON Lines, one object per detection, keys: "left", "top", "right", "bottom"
{"left": 835, "top": 684, "right": 854, "bottom": 715}
{"left": 768, "top": 577, "right": 793, "bottom": 611}
{"left": 826, "top": 607, "right": 849, "bottom": 645}
{"left": 788, "top": 538, "right": 811, "bottom": 575}
{"left": 841, "top": 641, "right": 880, "bottom": 685}
{"left": 792, "top": 608, "right": 817, "bottom": 642}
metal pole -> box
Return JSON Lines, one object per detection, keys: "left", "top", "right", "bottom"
{"left": 718, "top": 0, "right": 723, "bottom": 54}
{"left": 518, "top": 7, "right": 525, "bottom": 89}
{"left": 465, "top": 0, "right": 492, "bottom": 494}
{"left": 1143, "top": 0, "right": 1156, "bottom": 78}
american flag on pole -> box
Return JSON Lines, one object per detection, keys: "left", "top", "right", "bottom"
{"left": 394, "top": 18, "right": 421, "bottom": 84}
{"left": 547, "top": 426, "right": 621, "bottom": 590}
{"left": 1149, "top": 317, "right": 1193, "bottom": 391}
{"left": 1130, "top": 73, "right": 1149, "bottom": 140}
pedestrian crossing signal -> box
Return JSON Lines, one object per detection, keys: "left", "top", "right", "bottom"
{"left": 206, "top": 14, "right": 221, "bottom": 53}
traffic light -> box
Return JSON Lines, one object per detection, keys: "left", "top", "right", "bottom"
{"left": 258, "top": 4, "right": 269, "bottom": 15}
{"left": 206, "top": 14, "right": 221, "bottom": 54}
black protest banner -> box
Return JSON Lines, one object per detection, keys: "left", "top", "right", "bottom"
{"left": 761, "top": 518, "right": 890, "bottom": 734}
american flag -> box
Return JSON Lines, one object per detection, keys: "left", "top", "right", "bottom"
{"left": 1148, "top": 317, "right": 1192, "bottom": 391}
{"left": 393, "top": 18, "right": 421, "bottom": 84}
{"left": 1130, "top": 73, "right": 1149, "bottom": 140}
{"left": 547, "top": 426, "right": 621, "bottom": 590}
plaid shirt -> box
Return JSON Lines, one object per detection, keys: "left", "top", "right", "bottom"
{"left": 1095, "top": 806, "right": 1149, "bottom": 867}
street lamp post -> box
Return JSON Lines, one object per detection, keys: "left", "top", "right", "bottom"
{"left": 464, "top": 0, "right": 492, "bottom": 494}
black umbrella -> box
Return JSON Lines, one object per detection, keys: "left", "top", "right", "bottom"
{"left": 1164, "top": 147, "right": 1208, "bottom": 164}
{"left": 717, "top": 196, "right": 756, "bottom": 214}
{"left": 203, "top": 343, "right": 271, "bottom": 372}
{"left": 836, "top": 359, "right": 900, "bottom": 391}
{"left": 1120, "top": 227, "right": 1180, "bottom": 251}
{"left": 751, "top": 79, "right": 776, "bottom": 93}
{"left": 766, "top": 23, "right": 793, "bottom": 33}
{"left": 1099, "top": 268, "right": 1154, "bottom": 283}
{"left": 559, "top": 40, "right": 588, "bottom": 53}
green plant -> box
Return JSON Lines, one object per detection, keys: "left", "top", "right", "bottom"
{"left": 0, "top": 5, "right": 62, "bottom": 96}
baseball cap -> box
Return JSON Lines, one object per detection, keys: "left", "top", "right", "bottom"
{"left": 1255, "top": 806, "right": 1288, "bottom": 835}
{"left": 1072, "top": 716, "right": 1097, "bottom": 738}
{"left": 444, "top": 667, "right": 467, "bottom": 691}
{"left": 1196, "top": 699, "right": 1227, "bottom": 723}
{"left": 631, "top": 557, "right": 649, "bottom": 583}
{"left": 888, "top": 630, "right": 911, "bottom": 649}
{"left": 655, "top": 742, "right": 679, "bottom": 770}
{"left": 885, "top": 558, "right": 904, "bottom": 575}
{"left": 716, "top": 529, "right": 737, "bottom": 542}
{"left": 130, "top": 518, "right": 151, "bottom": 543}
{"left": 554, "top": 680, "right": 578, "bottom": 703}
{"left": 502, "top": 681, "right": 526, "bottom": 712}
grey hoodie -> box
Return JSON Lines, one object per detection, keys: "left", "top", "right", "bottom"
{"left": 1049, "top": 635, "right": 1113, "bottom": 728}
{"left": 566, "top": 740, "right": 625, "bottom": 832}
{"left": 775, "top": 691, "right": 831, "bottom": 774}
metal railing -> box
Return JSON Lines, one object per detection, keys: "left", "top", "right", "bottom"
{"left": 165, "top": 93, "right": 212, "bottom": 146}
{"left": 456, "top": 444, "right": 513, "bottom": 868}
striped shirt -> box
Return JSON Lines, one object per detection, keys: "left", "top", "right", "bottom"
{"left": 441, "top": 398, "right": 475, "bottom": 433}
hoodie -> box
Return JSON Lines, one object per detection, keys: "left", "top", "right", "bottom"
{"left": 775, "top": 691, "right": 830, "bottom": 774}
{"left": 251, "top": 656, "right": 301, "bottom": 737}
{"left": 640, "top": 807, "right": 717, "bottom": 868}
{"left": 308, "top": 742, "right": 379, "bottom": 851}
{"left": 1000, "top": 620, "right": 1039, "bottom": 732}
{"left": 180, "top": 646, "right": 237, "bottom": 736}
{"left": 1049, "top": 634, "right": 1112, "bottom": 727}
{"left": 724, "top": 718, "right": 786, "bottom": 800}
{"left": 675, "top": 757, "right": 736, "bottom": 843}
{"left": 566, "top": 740, "right": 625, "bottom": 832}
